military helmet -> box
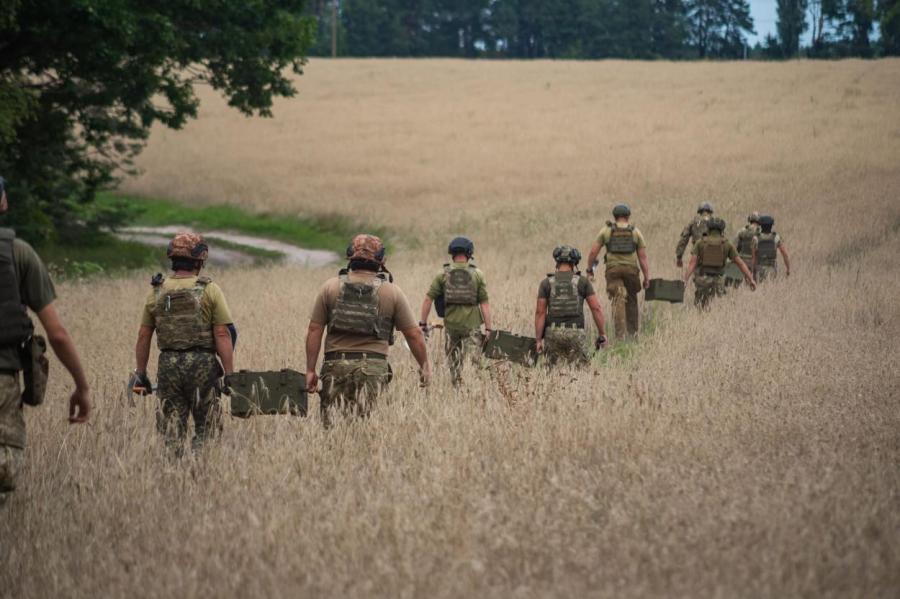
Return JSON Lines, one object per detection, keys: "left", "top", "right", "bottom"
{"left": 748, "top": 211, "right": 761, "bottom": 224}
{"left": 697, "top": 202, "right": 714, "bottom": 214}
{"left": 346, "top": 233, "right": 386, "bottom": 263}
{"left": 758, "top": 214, "right": 774, "bottom": 227}
{"left": 167, "top": 232, "right": 208, "bottom": 262}
{"left": 552, "top": 245, "right": 581, "bottom": 265}
{"left": 448, "top": 236, "right": 474, "bottom": 258}
{"left": 706, "top": 216, "right": 726, "bottom": 232}
{"left": 612, "top": 203, "right": 631, "bottom": 218}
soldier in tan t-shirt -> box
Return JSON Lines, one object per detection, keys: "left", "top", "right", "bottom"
{"left": 305, "top": 234, "right": 430, "bottom": 425}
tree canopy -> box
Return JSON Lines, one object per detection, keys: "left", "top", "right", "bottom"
{"left": 0, "top": 1, "right": 314, "bottom": 244}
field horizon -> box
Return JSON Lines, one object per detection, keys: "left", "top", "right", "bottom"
{"left": 2, "top": 59, "right": 899, "bottom": 598}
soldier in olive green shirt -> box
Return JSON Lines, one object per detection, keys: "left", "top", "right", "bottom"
{"left": 586, "top": 204, "right": 651, "bottom": 340}
{"left": 419, "top": 236, "right": 492, "bottom": 387}
{"left": 0, "top": 177, "right": 91, "bottom": 505}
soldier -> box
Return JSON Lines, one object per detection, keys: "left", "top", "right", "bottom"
{"left": 752, "top": 215, "right": 791, "bottom": 282}
{"left": 585, "top": 204, "right": 650, "bottom": 340}
{"left": 731, "top": 211, "right": 761, "bottom": 286}
{"left": 0, "top": 176, "right": 91, "bottom": 505}
{"left": 683, "top": 217, "right": 756, "bottom": 307}
{"left": 675, "top": 201, "right": 715, "bottom": 268}
{"left": 419, "top": 236, "right": 492, "bottom": 387}
{"left": 134, "top": 232, "right": 234, "bottom": 455}
{"left": 535, "top": 245, "right": 608, "bottom": 365}
{"left": 305, "top": 234, "right": 430, "bottom": 425}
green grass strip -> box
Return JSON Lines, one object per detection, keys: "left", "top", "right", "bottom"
{"left": 97, "top": 192, "right": 359, "bottom": 253}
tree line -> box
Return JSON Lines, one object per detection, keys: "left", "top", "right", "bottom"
{"left": 305, "top": 0, "right": 900, "bottom": 59}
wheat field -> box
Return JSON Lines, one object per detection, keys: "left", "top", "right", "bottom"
{"left": 2, "top": 59, "right": 900, "bottom": 598}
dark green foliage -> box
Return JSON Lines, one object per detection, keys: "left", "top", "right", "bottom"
{"left": 881, "top": 0, "right": 900, "bottom": 54}
{"left": 0, "top": 1, "right": 314, "bottom": 245}
{"left": 777, "top": 0, "right": 809, "bottom": 57}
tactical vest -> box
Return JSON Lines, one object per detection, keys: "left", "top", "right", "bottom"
{"left": 547, "top": 271, "right": 583, "bottom": 325}
{"left": 698, "top": 237, "right": 728, "bottom": 275}
{"left": 756, "top": 233, "right": 777, "bottom": 266}
{"left": 606, "top": 223, "right": 637, "bottom": 254}
{"left": 443, "top": 264, "right": 479, "bottom": 306}
{"left": 736, "top": 227, "right": 757, "bottom": 256}
{"left": 0, "top": 228, "right": 34, "bottom": 348}
{"left": 151, "top": 276, "right": 216, "bottom": 351}
{"left": 329, "top": 273, "right": 393, "bottom": 341}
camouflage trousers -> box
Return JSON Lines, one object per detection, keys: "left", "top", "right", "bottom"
{"left": 445, "top": 329, "right": 484, "bottom": 387}
{"left": 319, "top": 355, "right": 391, "bottom": 426}
{"left": 693, "top": 274, "right": 726, "bottom": 308}
{"left": 606, "top": 265, "right": 642, "bottom": 339}
{"left": 156, "top": 350, "right": 222, "bottom": 455}
{"left": 543, "top": 326, "right": 589, "bottom": 366}
{"left": 0, "top": 373, "right": 25, "bottom": 504}
{"left": 756, "top": 265, "right": 778, "bottom": 283}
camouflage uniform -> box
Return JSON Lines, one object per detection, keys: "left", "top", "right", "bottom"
{"left": 676, "top": 215, "right": 711, "bottom": 263}
{"left": 691, "top": 231, "right": 738, "bottom": 308}
{"left": 310, "top": 235, "right": 418, "bottom": 425}
{"left": 319, "top": 354, "right": 391, "bottom": 425}
{"left": 445, "top": 330, "right": 484, "bottom": 385}
{"left": 543, "top": 326, "right": 589, "bottom": 366}
{"left": 156, "top": 350, "right": 222, "bottom": 453}
{"left": 141, "top": 270, "right": 232, "bottom": 455}
{"left": 0, "top": 374, "right": 25, "bottom": 504}
{"left": 753, "top": 232, "right": 783, "bottom": 283}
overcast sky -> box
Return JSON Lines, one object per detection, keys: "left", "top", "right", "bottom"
{"left": 748, "top": 0, "right": 778, "bottom": 44}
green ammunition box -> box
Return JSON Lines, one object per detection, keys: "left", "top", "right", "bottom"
{"left": 226, "top": 369, "right": 307, "bottom": 418}
{"left": 483, "top": 330, "right": 538, "bottom": 366}
{"left": 645, "top": 278, "right": 685, "bottom": 303}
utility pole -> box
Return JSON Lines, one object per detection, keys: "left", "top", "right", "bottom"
{"left": 331, "top": 0, "right": 337, "bottom": 58}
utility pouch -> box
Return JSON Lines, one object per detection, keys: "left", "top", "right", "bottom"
{"left": 434, "top": 294, "right": 446, "bottom": 318}
{"left": 722, "top": 262, "right": 743, "bottom": 285}
{"left": 20, "top": 335, "right": 49, "bottom": 407}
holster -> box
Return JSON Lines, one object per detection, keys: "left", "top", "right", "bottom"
{"left": 20, "top": 335, "right": 49, "bottom": 407}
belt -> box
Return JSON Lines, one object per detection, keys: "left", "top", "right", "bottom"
{"left": 161, "top": 347, "right": 216, "bottom": 354}
{"left": 0, "top": 369, "right": 18, "bottom": 376}
{"left": 548, "top": 322, "right": 583, "bottom": 329}
{"left": 324, "top": 351, "right": 387, "bottom": 362}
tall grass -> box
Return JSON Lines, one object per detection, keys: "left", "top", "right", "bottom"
{"left": 2, "top": 59, "right": 899, "bottom": 598}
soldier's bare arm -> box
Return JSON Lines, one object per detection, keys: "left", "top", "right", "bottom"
{"left": 751, "top": 245, "right": 758, "bottom": 273}
{"left": 734, "top": 257, "right": 757, "bottom": 290}
{"left": 135, "top": 325, "right": 154, "bottom": 374}
{"left": 586, "top": 242, "right": 602, "bottom": 279}
{"left": 399, "top": 325, "right": 431, "bottom": 386}
{"left": 637, "top": 247, "right": 651, "bottom": 289}
{"left": 779, "top": 245, "right": 791, "bottom": 276}
{"left": 479, "top": 302, "right": 492, "bottom": 332}
{"left": 534, "top": 298, "right": 548, "bottom": 352}
{"left": 683, "top": 255, "right": 699, "bottom": 282}
{"left": 305, "top": 321, "right": 325, "bottom": 392}
{"left": 213, "top": 324, "right": 234, "bottom": 375}
{"left": 419, "top": 297, "right": 433, "bottom": 329}
{"left": 36, "top": 303, "right": 91, "bottom": 423}
{"left": 585, "top": 294, "right": 607, "bottom": 346}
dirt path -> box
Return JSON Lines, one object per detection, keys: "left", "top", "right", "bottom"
{"left": 116, "top": 226, "right": 340, "bottom": 267}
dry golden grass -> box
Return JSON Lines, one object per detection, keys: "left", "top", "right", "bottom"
{"left": 3, "top": 59, "right": 900, "bottom": 597}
